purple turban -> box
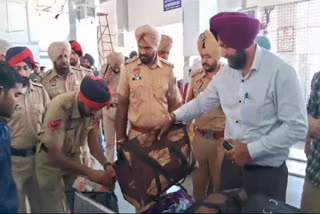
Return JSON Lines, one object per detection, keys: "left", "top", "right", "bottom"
{"left": 209, "top": 12, "right": 260, "bottom": 50}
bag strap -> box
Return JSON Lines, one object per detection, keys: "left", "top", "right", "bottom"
{"left": 122, "top": 142, "right": 191, "bottom": 198}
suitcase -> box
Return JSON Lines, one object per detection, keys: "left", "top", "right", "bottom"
{"left": 240, "top": 194, "right": 303, "bottom": 213}
{"left": 65, "top": 190, "right": 119, "bottom": 213}
{"left": 185, "top": 188, "right": 248, "bottom": 213}
{"left": 114, "top": 123, "right": 198, "bottom": 212}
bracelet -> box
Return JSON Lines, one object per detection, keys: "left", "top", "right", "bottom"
{"left": 166, "top": 114, "right": 172, "bottom": 121}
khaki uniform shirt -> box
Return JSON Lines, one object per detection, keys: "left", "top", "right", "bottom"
{"left": 102, "top": 65, "right": 121, "bottom": 115}
{"left": 186, "top": 67, "right": 225, "bottom": 131}
{"left": 40, "top": 92, "right": 100, "bottom": 160}
{"left": 117, "top": 56, "right": 182, "bottom": 128}
{"left": 40, "top": 68, "right": 86, "bottom": 99}
{"left": 8, "top": 82, "right": 50, "bottom": 149}
{"left": 71, "top": 65, "right": 93, "bottom": 76}
{"left": 30, "top": 73, "right": 42, "bottom": 83}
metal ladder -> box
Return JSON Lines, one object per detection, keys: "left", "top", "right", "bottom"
{"left": 97, "top": 12, "right": 114, "bottom": 65}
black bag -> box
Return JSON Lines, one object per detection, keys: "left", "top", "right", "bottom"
{"left": 65, "top": 190, "right": 119, "bottom": 213}
{"left": 240, "top": 194, "right": 303, "bottom": 213}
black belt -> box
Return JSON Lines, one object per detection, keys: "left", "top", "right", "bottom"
{"left": 110, "top": 103, "right": 118, "bottom": 108}
{"left": 39, "top": 143, "right": 48, "bottom": 153}
{"left": 11, "top": 146, "right": 36, "bottom": 157}
{"left": 244, "top": 164, "right": 275, "bottom": 170}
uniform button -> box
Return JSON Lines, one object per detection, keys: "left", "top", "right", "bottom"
{"left": 241, "top": 80, "right": 244, "bottom": 82}
{"left": 239, "top": 100, "right": 242, "bottom": 103}
{"left": 236, "top": 121, "right": 239, "bottom": 123}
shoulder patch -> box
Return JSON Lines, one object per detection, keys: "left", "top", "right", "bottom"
{"left": 48, "top": 119, "right": 62, "bottom": 131}
{"left": 159, "top": 58, "right": 174, "bottom": 67}
{"left": 124, "top": 56, "right": 138, "bottom": 65}
{"left": 191, "top": 68, "right": 204, "bottom": 77}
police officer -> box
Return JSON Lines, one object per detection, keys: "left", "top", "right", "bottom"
{"left": 30, "top": 62, "right": 42, "bottom": 83}
{"left": 36, "top": 76, "right": 115, "bottom": 213}
{"left": 101, "top": 52, "right": 123, "bottom": 163}
{"left": 185, "top": 30, "right": 225, "bottom": 201}
{"left": 41, "top": 41, "right": 86, "bottom": 99}
{"left": 116, "top": 25, "right": 182, "bottom": 145}
{"left": 157, "top": 34, "right": 173, "bottom": 60}
{"left": 6, "top": 47, "right": 50, "bottom": 213}
{"left": 69, "top": 40, "right": 92, "bottom": 75}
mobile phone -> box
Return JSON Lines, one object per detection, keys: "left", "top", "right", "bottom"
{"left": 223, "top": 141, "right": 234, "bottom": 151}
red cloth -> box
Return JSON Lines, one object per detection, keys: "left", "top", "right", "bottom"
{"left": 210, "top": 12, "right": 260, "bottom": 50}
{"left": 69, "top": 40, "right": 83, "bottom": 57}
{"left": 6, "top": 47, "right": 36, "bottom": 69}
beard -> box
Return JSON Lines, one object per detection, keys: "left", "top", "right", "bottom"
{"left": 78, "top": 101, "right": 92, "bottom": 117}
{"left": 202, "top": 61, "right": 218, "bottom": 73}
{"left": 54, "top": 62, "right": 69, "bottom": 75}
{"left": 69, "top": 58, "right": 77, "bottom": 66}
{"left": 21, "top": 76, "right": 30, "bottom": 87}
{"left": 139, "top": 53, "right": 156, "bottom": 65}
{"left": 226, "top": 50, "right": 247, "bottom": 70}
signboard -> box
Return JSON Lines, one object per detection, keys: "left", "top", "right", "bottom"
{"left": 164, "top": 0, "right": 181, "bottom": 11}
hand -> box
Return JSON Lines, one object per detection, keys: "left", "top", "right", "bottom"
{"left": 225, "top": 139, "right": 252, "bottom": 167}
{"left": 155, "top": 113, "right": 176, "bottom": 141}
{"left": 308, "top": 115, "right": 320, "bottom": 140}
{"left": 104, "top": 71, "right": 113, "bottom": 83}
{"left": 88, "top": 169, "right": 116, "bottom": 186}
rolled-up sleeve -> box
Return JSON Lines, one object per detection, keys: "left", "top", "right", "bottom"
{"left": 247, "top": 65, "right": 308, "bottom": 160}
{"left": 174, "top": 78, "right": 221, "bottom": 123}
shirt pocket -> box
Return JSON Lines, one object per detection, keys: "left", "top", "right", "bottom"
{"left": 154, "top": 80, "right": 169, "bottom": 102}
{"left": 242, "top": 99, "right": 262, "bottom": 126}
{"left": 33, "top": 104, "right": 45, "bottom": 131}
{"left": 130, "top": 82, "right": 148, "bottom": 103}
{"left": 63, "top": 129, "right": 76, "bottom": 157}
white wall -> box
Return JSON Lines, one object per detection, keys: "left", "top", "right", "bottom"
{"left": 245, "top": 0, "right": 304, "bottom": 8}
{"left": 127, "top": 0, "right": 183, "bottom": 31}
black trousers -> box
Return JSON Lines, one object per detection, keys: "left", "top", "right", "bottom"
{"left": 220, "top": 159, "right": 288, "bottom": 201}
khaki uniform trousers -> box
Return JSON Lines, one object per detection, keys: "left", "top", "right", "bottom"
{"left": 191, "top": 131, "right": 224, "bottom": 202}
{"left": 103, "top": 107, "right": 117, "bottom": 163}
{"left": 301, "top": 180, "right": 320, "bottom": 213}
{"left": 35, "top": 150, "right": 77, "bottom": 213}
{"left": 12, "top": 155, "right": 42, "bottom": 213}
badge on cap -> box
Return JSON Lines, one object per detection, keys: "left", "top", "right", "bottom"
{"left": 48, "top": 119, "right": 62, "bottom": 131}
{"left": 50, "top": 78, "right": 57, "bottom": 86}
{"left": 132, "top": 66, "right": 142, "bottom": 81}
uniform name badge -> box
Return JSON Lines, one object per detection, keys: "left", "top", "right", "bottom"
{"left": 132, "top": 67, "right": 142, "bottom": 81}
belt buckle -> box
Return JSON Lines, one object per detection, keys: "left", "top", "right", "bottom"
{"left": 204, "top": 131, "right": 214, "bottom": 140}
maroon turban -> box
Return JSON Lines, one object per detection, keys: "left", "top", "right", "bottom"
{"left": 210, "top": 12, "right": 260, "bottom": 50}
{"left": 79, "top": 75, "right": 112, "bottom": 109}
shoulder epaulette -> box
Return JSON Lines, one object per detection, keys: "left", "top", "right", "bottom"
{"left": 190, "top": 68, "right": 204, "bottom": 77}
{"left": 124, "top": 56, "right": 138, "bottom": 65}
{"left": 31, "top": 82, "right": 44, "bottom": 88}
{"left": 159, "top": 58, "right": 174, "bottom": 67}
{"left": 41, "top": 69, "right": 54, "bottom": 79}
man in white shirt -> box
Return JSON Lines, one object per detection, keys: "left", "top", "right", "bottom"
{"left": 157, "top": 12, "right": 308, "bottom": 201}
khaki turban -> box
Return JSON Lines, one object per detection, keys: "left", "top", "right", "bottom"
{"left": 107, "top": 52, "right": 124, "bottom": 68}
{"left": 0, "top": 39, "right": 11, "bottom": 55}
{"left": 47, "top": 41, "right": 71, "bottom": 62}
{"left": 158, "top": 35, "right": 173, "bottom": 52}
{"left": 197, "top": 30, "right": 221, "bottom": 61}
{"left": 135, "top": 25, "right": 161, "bottom": 49}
